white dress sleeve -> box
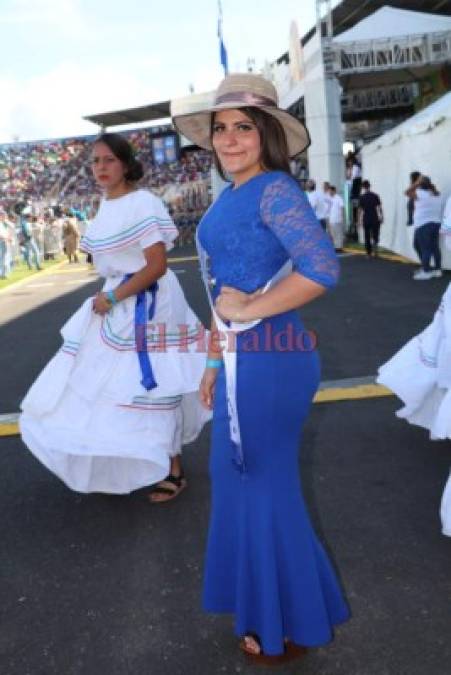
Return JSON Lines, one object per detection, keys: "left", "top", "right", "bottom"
{"left": 442, "top": 196, "right": 451, "bottom": 251}
{"left": 134, "top": 190, "right": 179, "bottom": 251}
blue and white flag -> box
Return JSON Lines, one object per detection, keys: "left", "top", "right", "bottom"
{"left": 218, "top": 0, "right": 229, "bottom": 75}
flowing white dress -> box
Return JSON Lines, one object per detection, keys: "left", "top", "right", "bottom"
{"left": 377, "top": 283, "right": 451, "bottom": 536}
{"left": 20, "top": 189, "right": 210, "bottom": 494}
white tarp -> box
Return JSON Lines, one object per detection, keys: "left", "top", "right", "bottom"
{"left": 334, "top": 6, "right": 451, "bottom": 43}
{"left": 361, "top": 92, "right": 451, "bottom": 267}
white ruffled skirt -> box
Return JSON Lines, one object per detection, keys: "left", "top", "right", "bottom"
{"left": 377, "top": 283, "right": 451, "bottom": 535}
{"left": 20, "top": 269, "right": 211, "bottom": 494}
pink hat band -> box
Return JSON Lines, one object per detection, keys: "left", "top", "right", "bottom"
{"left": 215, "top": 91, "right": 277, "bottom": 108}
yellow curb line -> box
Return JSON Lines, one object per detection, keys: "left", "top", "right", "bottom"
{"left": 168, "top": 255, "right": 199, "bottom": 263}
{"left": 0, "top": 260, "right": 68, "bottom": 295}
{"left": 0, "top": 384, "right": 394, "bottom": 438}
{"left": 314, "top": 383, "right": 392, "bottom": 403}
{"left": 380, "top": 254, "right": 413, "bottom": 264}
{"left": 342, "top": 248, "right": 413, "bottom": 264}
{"left": 0, "top": 424, "right": 20, "bottom": 437}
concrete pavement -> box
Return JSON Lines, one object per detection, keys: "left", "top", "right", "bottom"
{"left": 0, "top": 253, "right": 450, "bottom": 675}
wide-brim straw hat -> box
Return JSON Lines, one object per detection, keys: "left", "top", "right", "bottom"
{"left": 173, "top": 73, "right": 310, "bottom": 158}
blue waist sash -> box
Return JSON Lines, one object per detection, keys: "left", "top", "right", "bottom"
{"left": 121, "top": 274, "right": 158, "bottom": 391}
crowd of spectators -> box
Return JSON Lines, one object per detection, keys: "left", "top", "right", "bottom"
{"left": 0, "top": 138, "right": 92, "bottom": 210}
{"left": 0, "top": 126, "right": 213, "bottom": 262}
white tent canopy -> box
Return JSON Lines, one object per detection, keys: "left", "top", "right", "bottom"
{"left": 368, "top": 92, "right": 451, "bottom": 144}
{"left": 334, "top": 5, "right": 451, "bottom": 43}
{"left": 361, "top": 92, "right": 451, "bottom": 267}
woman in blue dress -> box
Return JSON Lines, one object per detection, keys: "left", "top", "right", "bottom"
{"left": 174, "top": 73, "right": 349, "bottom": 662}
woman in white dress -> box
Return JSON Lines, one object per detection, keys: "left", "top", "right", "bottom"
{"left": 20, "top": 133, "right": 210, "bottom": 500}
{"left": 377, "top": 277, "right": 451, "bottom": 536}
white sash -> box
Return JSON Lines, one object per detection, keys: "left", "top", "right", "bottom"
{"left": 196, "top": 231, "right": 291, "bottom": 471}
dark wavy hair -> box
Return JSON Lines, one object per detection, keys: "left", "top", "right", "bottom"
{"left": 419, "top": 175, "right": 440, "bottom": 196}
{"left": 94, "top": 132, "right": 144, "bottom": 182}
{"left": 210, "top": 107, "right": 291, "bottom": 181}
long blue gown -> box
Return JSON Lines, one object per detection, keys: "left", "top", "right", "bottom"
{"left": 197, "top": 170, "right": 350, "bottom": 655}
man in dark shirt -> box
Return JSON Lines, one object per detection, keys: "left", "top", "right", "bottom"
{"left": 358, "top": 180, "right": 383, "bottom": 257}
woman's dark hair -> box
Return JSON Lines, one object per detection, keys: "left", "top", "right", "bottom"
{"left": 94, "top": 132, "right": 144, "bottom": 182}
{"left": 210, "top": 107, "right": 291, "bottom": 181}
{"left": 410, "top": 171, "right": 420, "bottom": 184}
{"left": 419, "top": 175, "right": 440, "bottom": 196}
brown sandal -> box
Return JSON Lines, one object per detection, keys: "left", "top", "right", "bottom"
{"left": 148, "top": 472, "right": 187, "bottom": 504}
{"left": 239, "top": 634, "right": 307, "bottom": 665}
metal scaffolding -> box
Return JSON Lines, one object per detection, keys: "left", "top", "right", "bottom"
{"left": 333, "top": 30, "right": 451, "bottom": 74}
{"left": 290, "top": 82, "right": 418, "bottom": 119}
{"left": 342, "top": 83, "right": 419, "bottom": 113}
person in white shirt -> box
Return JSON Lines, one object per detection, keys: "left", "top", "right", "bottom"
{"left": 306, "top": 179, "right": 328, "bottom": 230}
{"left": 406, "top": 175, "right": 443, "bottom": 280}
{"left": 322, "top": 181, "right": 332, "bottom": 224}
{"left": 328, "top": 185, "right": 345, "bottom": 251}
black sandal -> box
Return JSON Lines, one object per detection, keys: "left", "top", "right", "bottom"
{"left": 148, "top": 472, "right": 187, "bottom": 504}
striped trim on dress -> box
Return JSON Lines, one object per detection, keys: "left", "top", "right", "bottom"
{"left": 80, "top": 216, "right": 177, "bottom": 254}
{"left": 418, "top": 338, "right": 438, "bottom": 368}
{"left": 118, "top": 394, "right": 183, "bottom": 411}
{"left": 61, "top": 340, "right": 80, "bottom": 357}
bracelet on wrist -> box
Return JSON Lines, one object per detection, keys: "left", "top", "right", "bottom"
{"left": 106, "top": 290, "right": 118, "bottom": 306}
{"left": 206, "top": 358, "right": 223, "bottom": 369}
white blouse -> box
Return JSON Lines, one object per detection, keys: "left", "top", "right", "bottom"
{"left": 413, "top": 188, "right": 443, "bottom": 229}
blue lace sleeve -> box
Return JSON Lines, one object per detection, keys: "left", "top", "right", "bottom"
{"left": 260, "top": 175, "right": 339, "bottom": 288}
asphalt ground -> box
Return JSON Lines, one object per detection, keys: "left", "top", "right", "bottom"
{"left": 0, "top": 251, "right": 450, "bottom": 675}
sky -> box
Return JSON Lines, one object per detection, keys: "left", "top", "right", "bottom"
{"left": 0, "top": 0, "right": 340, "bottom": 143}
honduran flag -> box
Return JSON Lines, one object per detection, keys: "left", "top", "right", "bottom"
{"left": 218, "top": 0, "right": 229, "bottom": 75}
